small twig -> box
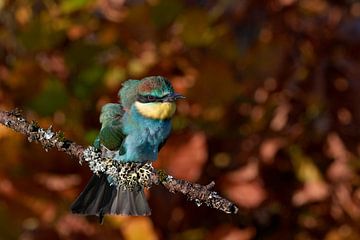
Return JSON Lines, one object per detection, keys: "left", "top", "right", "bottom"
{"left": 206, "top": 181, "right": 216, "bottom": 189}
{"left": 159, "top": 176, "right": 237, "bottom": 213}
{"left": 0, "top": 109, "right": 238, "bottom": 214}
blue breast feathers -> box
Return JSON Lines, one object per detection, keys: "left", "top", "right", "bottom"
{"left": 114, "top": 105, "right": 172, "bottom": 163}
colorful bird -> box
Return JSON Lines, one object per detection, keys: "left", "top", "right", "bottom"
{"left": 71, "top": 76, "right": 185, "bottom": 222}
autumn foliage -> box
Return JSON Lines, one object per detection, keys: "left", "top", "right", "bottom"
{"left": 1, "top": 0, "right": 360, "bottom": 239}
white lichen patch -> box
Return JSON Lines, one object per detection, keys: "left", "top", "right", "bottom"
{"left": 83, "top": 146, "right": 154, "bottom": 190}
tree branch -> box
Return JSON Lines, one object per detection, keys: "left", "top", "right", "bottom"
{"left": 0, "top": 109, "right": 238, "bottom": 215}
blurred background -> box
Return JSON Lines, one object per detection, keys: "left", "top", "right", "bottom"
{"left": 1, "top": 0, "right": 360, "bottom": 239}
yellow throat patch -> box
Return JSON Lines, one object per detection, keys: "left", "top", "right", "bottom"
{"left": 135, "top": 101, "right": 176, "bottom": 120}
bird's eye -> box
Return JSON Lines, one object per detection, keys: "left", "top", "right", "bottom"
{"left": 147, "top": 95, "right": 155, "bottom": 101}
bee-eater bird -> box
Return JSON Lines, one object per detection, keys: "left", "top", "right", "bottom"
{"left": 71, "top": 76, "right": 185, "bottom": 222}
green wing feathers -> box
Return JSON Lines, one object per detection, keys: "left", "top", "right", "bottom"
{"left": 97, "top": 103, "right": 125, "bottom": 150}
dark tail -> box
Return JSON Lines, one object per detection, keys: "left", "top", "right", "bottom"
{"left": 71, "top": 173, "right": 151, "bottom": 223}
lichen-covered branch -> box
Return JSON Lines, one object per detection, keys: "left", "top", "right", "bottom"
{"left": 0, "top": 109, "right": 238, "bottom": 214}
{"left": 0, "top": 109, "right": 85, "bottom": 159}
{"left": 160, "top": 177, "right": 238, "bottom": 214}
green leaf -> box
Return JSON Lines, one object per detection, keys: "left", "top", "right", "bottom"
{"left": 178, "top": 9, "right": 215, "bottom": 47}
{"left": 150, "top": 0, "right": 183, "bottom": 28}
{"left": 85, "top": 129, "right": 99, "bottom": 145}
{"left": 18, "top": 18, "right": 66, "bottom": 52}
{"left": 29, "top": 79, "right": 69, "bottom": 116}
{"left": 61, "top": 0, "right": 93, "bottom": 13}
{"left": 289, "top": 145, "right": 322, "bottom": 183}
{"left": 65, "top": 41, "right": 104, "bottom": 70}
{"left": 72, "top": 65, "right": 105, "bottom": 99}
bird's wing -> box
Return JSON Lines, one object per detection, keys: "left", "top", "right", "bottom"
{"left": 95, "top": 103, "right": 125, "bottom": 151}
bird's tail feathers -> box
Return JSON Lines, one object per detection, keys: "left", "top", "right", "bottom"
{"left": 71, "top": 174, "right": 150, "bottom": 223}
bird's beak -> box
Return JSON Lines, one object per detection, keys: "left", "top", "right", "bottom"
{"left": 164, "top": 93, "right": 186, "bottom": 102}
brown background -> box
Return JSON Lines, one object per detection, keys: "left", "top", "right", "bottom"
{"left": 1, "top": 0, "right": 360, "bottom": 239}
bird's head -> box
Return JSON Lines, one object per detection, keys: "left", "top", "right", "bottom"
{"left": 134, "top": 76, "right": 185, "bottom": 120}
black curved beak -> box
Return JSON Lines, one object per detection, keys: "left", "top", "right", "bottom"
{"left": 164, "top": 93, "right": 186, "bottom": 102}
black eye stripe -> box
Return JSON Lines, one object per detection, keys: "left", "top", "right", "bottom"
{"left": 137, "top": 95, "right": 165, "bottom": 103}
